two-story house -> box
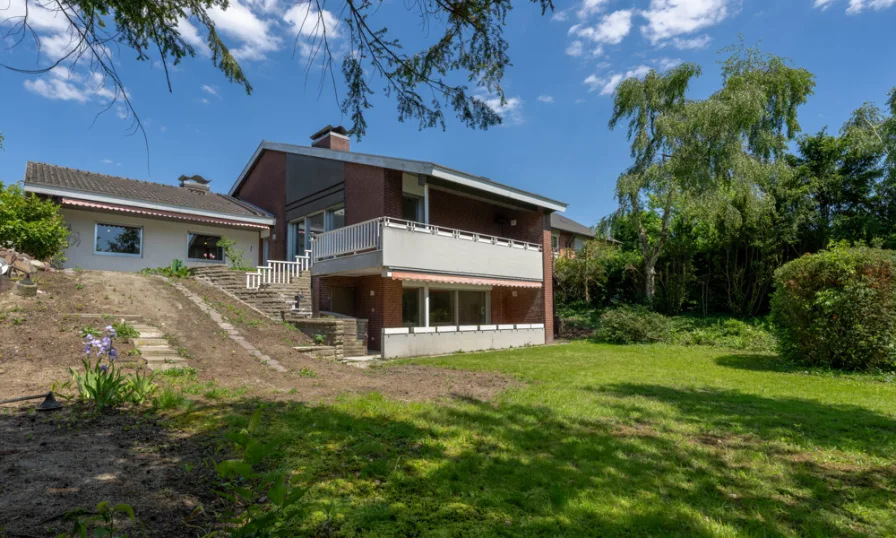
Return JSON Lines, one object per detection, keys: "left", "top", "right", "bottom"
{"left": 230, "top": 126, "right": 568, "bottom": 357}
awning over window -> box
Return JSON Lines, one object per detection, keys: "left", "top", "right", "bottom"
{"left": 61, "top": 198, "right": 269, "bottom": 230}
{"left": 389, "top": 271, "right": 542, "bottom": 288}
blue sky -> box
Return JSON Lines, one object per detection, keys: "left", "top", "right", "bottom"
{"left": 1, "top": 0, "right": 895, "bottom": 226}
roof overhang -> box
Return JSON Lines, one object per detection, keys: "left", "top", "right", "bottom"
{"left": 230, "top": 141, "right": 567, "bottom": 213}
{"left": 60, "top": 198, "right": 271, "bottom": 230}
{"left": 24, "top": 183, "right": 275, "bottom": 227}
{"left": 389, "top": 270, "right": 542, "bottom": 288}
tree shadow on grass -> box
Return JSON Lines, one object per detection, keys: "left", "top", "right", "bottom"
{"left": 6, "top": 389, "right": 895, "bottom": 537}
{"left": 714, "top": 353, "right": 798, "bottom": 372}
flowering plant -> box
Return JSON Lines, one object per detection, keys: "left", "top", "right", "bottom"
{"left": 71, "top": 326, "right": 127, "bottom": 411}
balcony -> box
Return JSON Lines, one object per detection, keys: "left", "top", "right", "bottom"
{"left": 311, "top": 217, "right": 544, "bottom": 282}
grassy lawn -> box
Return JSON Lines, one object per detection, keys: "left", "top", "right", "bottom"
{"left": 187, "top": 342, "right": 896, "bottom": 537}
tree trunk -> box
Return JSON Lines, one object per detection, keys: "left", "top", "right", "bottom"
{"left": 645, "top": 262, "right": 656, "bottom": 304}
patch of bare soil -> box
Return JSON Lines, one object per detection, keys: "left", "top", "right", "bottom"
{"left": 0, "top": 407, "right": 216, "bottom": 537}
{"left": 179, "top": 278, "right": 515, "bottom": 403}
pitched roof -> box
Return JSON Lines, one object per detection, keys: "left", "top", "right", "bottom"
{"left": 24, "top": 162, "right": 273, "bottom": 221}
{"left": 551, "top": 213, "right": 595, "bottom": 237}
{"left": 230, "top": 141, "right": 568, "bottom": 212}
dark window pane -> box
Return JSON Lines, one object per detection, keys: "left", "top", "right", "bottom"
{"left": 96, "top": 224, "right": 141, "bottom": 255}
{"left": 402, "top": 289, "right": 420, "bottom": 326}
{"left": 188, "top": 233, "right": 223, "bottom": 262}
{"left": 429, "top": 289, "right": 455, "bottom": 325}
{"left": 458, "top": 291, "right": 486, "bottom": 325}
{"left": 294, "top": 219, "right": 306, "bottom": 256}
{"left": 402, "top": 196, "right": 420, "bottom": 222}
{"left": 330, "top": 207, "right": 345, "bottom": 230}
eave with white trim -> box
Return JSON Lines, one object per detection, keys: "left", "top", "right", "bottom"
{"left": 24, "top": 183, "right": 276, "bottom": 227}
{"left": 229, "top": 141, "right": 568, "bottom": 213}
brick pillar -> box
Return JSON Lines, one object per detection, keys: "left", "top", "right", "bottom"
{"left": 541, "top": 211, "right": 554, "bottom": 344}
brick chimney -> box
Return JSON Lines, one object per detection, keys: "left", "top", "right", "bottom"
{"left": 310, "top": 125, "right": 350, "bottom": 151}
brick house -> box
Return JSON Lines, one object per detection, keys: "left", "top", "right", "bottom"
{"left": 230, "top": 126, "right": 568, "bottom": 357}
{"left": 550, "top": 213, "right": 597, "bottom": 259}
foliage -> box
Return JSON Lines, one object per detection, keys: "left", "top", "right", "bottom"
{"left": 217, "top": 237, "right": 254, "bottom": 271}
{"left": 81, "top": 326, "right": 104, "bottom": 338}
{"left": 71, "top": 326, "right": 159, "bottom": 410}
{"left": 595, "top": 305, "right": 672, "bottom": 344}
{"left": 771, "top": 242, "right": 896, "bottom": 371}
{"left": 312, "top": 333, "right": 327, "bottom": 346}
{"left": 668, "top": 316, "right": 776, "bottom": 352}
{"left": 0, "top": 183, "right": 70, "bottom": 260}
{"left": 139, "top": 259, "right": 190, "bottom": 278}
{"left": 112, "top": 321, "right": 140, "bottom": 339}
{"left": 151, "top": 386, "right": 189, "bottom": 410}
{"left": 553, "top": 240, "right": 618, "bottom": 304}
{"left": 606, "top": 42, "right": 815, "bottom": 305}
{"left": 59, "top": 500, "right": 136, "bottom": 538}
{"left": 209, "top": 409, "right": 307, "bottom": 536}
{"left": 3, "top": 0, "right": 553, "bottom": 143}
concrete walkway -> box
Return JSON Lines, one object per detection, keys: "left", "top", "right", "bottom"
{"left": 164, "top": 278, "right": 288, "bottom": 373}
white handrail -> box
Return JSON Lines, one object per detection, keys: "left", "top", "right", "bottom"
{"left": 246, "top": 257, "right": 311, "bottom": 289}
{"left": 311, "top": 217, "right": 543, "bottom": 262}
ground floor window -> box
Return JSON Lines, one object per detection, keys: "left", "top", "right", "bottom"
{"left": 402, "top": 288, "right": 421, "bottom": 327}
{"left": 187, "top": 233, "right": 224, "bottom": 262}
{"left": 401, "top": 287, "right": 489, "bottom": 327}
{"left": 95, "top": 223, "right": 142, "bottom": 257}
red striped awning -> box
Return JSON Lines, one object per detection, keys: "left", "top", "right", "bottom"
{"left": 389, "top": 271, "right": 542, "bottom": 288}
{"left": 61, "top": 198, "right": 269, "bottom": 229}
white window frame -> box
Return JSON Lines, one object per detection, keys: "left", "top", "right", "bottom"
{"left": 186, "top": 232, "right": 225, "bottom": 264}
{"left": 401, "top": 282, "right": 491, "bottom": 327}
{"left": 94, "top": 222, "right": 143, "bottom": 258}
{"left": 551, "top": 234, "right": 560, "bottom": 252}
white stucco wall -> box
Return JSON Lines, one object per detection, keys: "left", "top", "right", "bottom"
{"left": 61, "top": 208, "right": 261, "bottom": 272}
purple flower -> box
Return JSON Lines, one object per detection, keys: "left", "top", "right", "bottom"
{"left": 99, "top": 364, "right": 109, "bottom": 373}
{"left": 109, "top": 348, "right": 118, "bottom": 361}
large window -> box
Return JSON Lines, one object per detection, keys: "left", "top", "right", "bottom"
{"left": 290, "top": 205, "right": 346, "bottom": 257}
{"left": 187, "top": 233, "right": 224, "bottom": 262}
{"left": 429, "top": 289, "right": 455, "bottom": 326}
{"left": 95, "top": 223, "right": 142, "bottom": 257}
{"left": 402, "top": 288, "right": 421, "bottom": 327}
{"left": 458, "top": 290, "right": 487, "bottom": 325}
{"left": 402, "top": 195, "right": 423, "bottom": 222}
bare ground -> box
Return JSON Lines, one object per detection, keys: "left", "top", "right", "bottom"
{"left": 0, "top": 270, "right": 513, "bottom": 537}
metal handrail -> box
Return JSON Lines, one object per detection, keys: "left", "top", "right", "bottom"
{"left": 311, "top": 217, "right": 543, "bottom": 262}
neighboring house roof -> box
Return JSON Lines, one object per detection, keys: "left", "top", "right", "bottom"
{"left": 551, "top": 213, "right": 595, "bottom": 238}
{"left": 24, "top": 162, "right": 275, "bottom": 225}
{"left": 229, "top": 141, "right": 568, "bottom": 212}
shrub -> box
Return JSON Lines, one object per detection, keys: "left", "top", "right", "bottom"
{"left": 0, "top": 183, "right": 70, "bottom": 260}
{"left": 670, "top": 317, "right": 776, "bottom": 352}
{"left": 217, "top": 236, "right": 254, "bottom": 271}
{"left": 771, "top": 243, "right": 896, "bottom": 371}
{"left": 595, "top": 305, "right": 672, "bottom": 344}
{"left": 139, "top": 259, "right": 190, "bottom": 278}
{"left": 113, "top": 320, "right": 140, "bottom": 339}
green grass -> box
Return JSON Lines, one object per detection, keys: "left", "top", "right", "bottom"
{"left": 184, "top": 342, "right": 896, "bottom": 537}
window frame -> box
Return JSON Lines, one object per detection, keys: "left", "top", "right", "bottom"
{"left": 402, "top": 194, "right": 424, "bottom": 223}
{"left": 186, "top": 232, "right": 226, "bottom": 264}
{"left": 94, "top": 222, "right": 144, "bottom": 258}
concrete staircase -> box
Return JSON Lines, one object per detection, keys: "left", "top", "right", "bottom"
{"left": 129, "top": 322, "right": 190, "bottom": 371}
{"left": 192, "top": 265, "right": 312, "bottom": 320}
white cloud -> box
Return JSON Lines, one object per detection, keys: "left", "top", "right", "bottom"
{"left": 640, "top": 0, "right": 731, "bottom": 45}
{"left": 284, "top": 1, "right": 341, "bottom": 38}
{"left": 477, "top": 92, "right": 524, "bottom": 126}
{"left": 100, "top": 159, "right": 113, "bottom": 164}
{"left": 115, "top": 105, "right": 128, "bottom": 119}
{"left": 537, "top": 95, "right": 555, "bottom": 103}
{"left": 585, "top": 65, "right": 652, "bottom": 95}
{"left": 199, "top": 97, "right": 210, "bottom": 105}
{"left": 565, "top": 40, "right": 585, "bottom": 57}
{"left": 209, "top": 0, "right": 280, "bottom": 61}
{"left": 572, "top": 10, "right": 634, "bottom": 45}
{"left": 576, "top": 0, "right": 612, "bottom": 20}
{"left": 551, "top": 9, "right": 571, "bottom": 21}
{"left": 671, "top": 34, "right": 712, "bottom": 49}
{"left": 813, "top": 0, "right": 836, "bottom": 9}
{"left": 201, "top": 84, "right": 219, "bottom": 96}
{"left": 176, "top": 17, "right": 210, "bottom": 56}
{"left": 847, "top": 0, "right": 896, "bottom": 12}
{"left": 656, "top": 57, "right": 683, "bottom": 70}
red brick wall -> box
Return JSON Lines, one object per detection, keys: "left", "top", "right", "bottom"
{"left": 384, "top": 169, "right": 403, "bottom": 219}
{"left": 344, "top": 163, "right": 386, "bottom": 225}
{"left": 234, "top": 150, "right": 286, "bottom": 259}
{"left": 315, "top": 275, "right": 401, "bottom": 351}
{"left": 490, "top": 287, "right": 543, "bottom": 324}
{"left": 428, "top": 189, "right": 542, "bottom": 243}
{"left": 312, "top": 134, "right": 350, "bottom": 151}
{"left": 541, "top": 213, "right": 554, "bottom": 343}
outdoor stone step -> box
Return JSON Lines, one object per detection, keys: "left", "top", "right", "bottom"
{"left": 144, "top": 359, "right": 191, "bottom": 371}
{"left": 140, "top": 346, "right": 179, "bottom": 357}
{"left": 133, "top": 338, "right": 168, "bottom": 346}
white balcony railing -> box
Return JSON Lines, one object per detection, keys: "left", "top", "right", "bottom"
{"left": 246, "top": 255, "right": 311, "bottom": 289}
{"left": 311, "top": 217, "right": 542, "bottom": 263}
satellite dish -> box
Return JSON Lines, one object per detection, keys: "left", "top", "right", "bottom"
{"left": 0, "top": 259, "right": 8, "bottom": 276}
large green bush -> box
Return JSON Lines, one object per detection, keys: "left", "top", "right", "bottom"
{"left": 595, "top": 305, "right": 672, "bottom": 344}
{"left": 771, "top": 243, "right": 896, "bottom": 371}
{"left": 0, "top": 183, "right": 69, "bottom": 260}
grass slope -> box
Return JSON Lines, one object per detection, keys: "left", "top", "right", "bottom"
{"left": 190, "top": 343, "right": 896, "bottom": 537}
